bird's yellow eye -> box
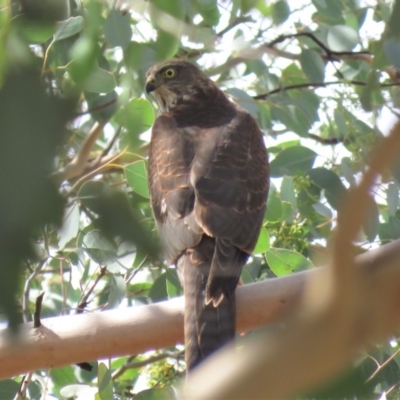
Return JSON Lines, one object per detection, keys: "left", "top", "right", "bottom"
{"left": 163, "top": 68, "right": 176, "bottom": 78}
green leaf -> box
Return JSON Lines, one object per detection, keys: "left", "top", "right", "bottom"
{"left": 308, "top": 168, "right": 347, "bottom": 210}
{"left": 271, "top": 0, "right": 290, "bottom": 25}
{"left": 326, "top": 25, "right": 359, "bottom": 51}
{"left": 50, "top": 366, "right": 77, "bottom": 388}
{"left": 54, "top": 16, "right": 84, "bottom": 41}
{"left": 0, "top": 380, "right": 19, "bottom": 400}
{"left": 149, "top": 272, "right": 168, "bottom": 302}
{"left": 20, "top": 21, "right": 55, "bottom": 44}
{"left": 389, "top": 215, "right": 400, "bottom": 239}
{"left": 281, "top": 201, "right": 294, "bottom": 221}
{"left": 387, "top": 0, "right": 400, "bottom": 39}
{"left": 253, "top": 227, "right": 270, "bottom": 254}
{"left": 300, "top": 49, "right": 325, "bottom": 82}
{"left": 83, "top": 230, "right": 118, "bottom": 265}
{"left": 384, "top": 36, "right": 400, "bottom": 70}
{"left": 388, "top": 183, "right": 399, "bottom": 216}
{"left": 133, "top": 388, "right": 174, "bottom": 400}
{"left": 358, "top": 69, "right": 382, "bottom": 111}
{"left": 82, "top": 66, "right": 117, "bottom": 93}
{"left": 194, "top": 0, "right": 220, "bottom": 26}
{"left": 363, "top": 196, "right": 379, "bottom": 242}
{"left": 68, "top": 34, "right": 99, "bottom": 82}
{"left": 270, "top": 146, "right": 317, "bottom": 177}
{"left": 313, "top": 202, "right": 333, "bottom": 219}
{"left": 166, "top": 268, "right": 182, "bottom": 298}
{"left": 125, "top": 161, "right": 150, "bottom": 199}
{"left": 104, "top": 10, "right": 132, "bottom": 49}
{"left": 58, "top": 202, "right": 80, "bottom": 249}
{"left": 265, "top": 192, "right": 282, "bottom": 222}
{"left": 108, "top": 275, "right": 126, "bottom": 308}
{"left": 227, "top": 88, "right": 259, "bottom": 118}
{"left": 271, "top": 91, "right": 319, "bottom": 137}
{"left": 149, "top": 0, "right": 185, "bottom": 60}
{"left": 280, "top": 176, "right": 297, "bottom": 212}
{"left": 240, "top": 0, "right": 259, "bottom": 14}
{"left": 266, "top": 248, "right": 313, "bottom": 277}
{"left": 98, "top": 363, "right": 113, "bottom": 400}
{"left": 78, "top": 181, "right": 157, "bottom": 256}
{"left": 118, "top": 98, "right": 154, "bottom": 149}
{"left": 86, "top": 90, "right": 119, "bottom": 121}
{"left": 0, "top": 68, "right": 73, "bottom": 329}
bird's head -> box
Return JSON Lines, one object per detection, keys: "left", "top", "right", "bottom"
{"left": 145, "top": 59, "right": 212, "bottom": 111}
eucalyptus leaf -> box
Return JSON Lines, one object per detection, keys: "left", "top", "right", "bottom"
{"left": 54, "top": 16, "right": 84, "bottom": 41}
{"left": 125, "top": 160, "right": 150, "bottom": 199}
{"left": 266, "top": 248, "right": 313, "bottom": 277}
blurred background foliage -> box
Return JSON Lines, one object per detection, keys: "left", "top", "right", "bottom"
{"left": 1, "top": 0, "right": 400, "bottom": 398}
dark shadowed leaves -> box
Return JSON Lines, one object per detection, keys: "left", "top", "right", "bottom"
{"left": 0, "top": 68, "right": 74, "bottom": 329}
{"left": 0, "top": 380, "right": 19, "bottom": 400}
{"left": 78, "top": 180, "right": 158, "bottom": 257}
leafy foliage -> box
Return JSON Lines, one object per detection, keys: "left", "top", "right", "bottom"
{"left": 1, "top": 0, "right": 400, "bottom": 398}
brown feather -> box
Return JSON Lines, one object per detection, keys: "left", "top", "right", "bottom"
{"left": 147, "top": 59, "right": 269, "bottom": 371}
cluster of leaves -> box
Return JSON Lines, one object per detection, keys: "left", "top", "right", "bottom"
{"left": 1, "top": 0, "right": 400, "bottom": 398}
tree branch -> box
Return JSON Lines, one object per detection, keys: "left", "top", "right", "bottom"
{"left": 253, "top": 80, "right": 400, "bottom": 100}
{"left": 51, "top": 121, "right": 106, "bottom": 185}
{"left": 0, "top": 239, "right": 400, "bottom": 380}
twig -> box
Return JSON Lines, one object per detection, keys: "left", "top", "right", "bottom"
{"left": 76, "top": 266, "right": 107, "bottom": 314}
{"left": 75, "top": 98, "right": 118, "bottom": 117}
{"left": 23, "top": 259, "right": 47, "bottom": 323}
{"left": 267, "top": 32, "right": 370, "bottom": 61}
{"left": 308, "top": 134, "right": 343, "bottom": 145}
{"left": 367, "top": 348, "right": 400, "bottom": 382}
{"left": 217, "top": 16, "right": 253, "bottom": 37}
{"left": 34, "top": 293, "right": 45, "bottom": 328}
{"left": 125, "top": 255, "right": 149, "bottom": 284}
{"left": 208, "top": 31, "right": 399, "bottom": 82}
{"left": 14, "top": 373, "right": 33, "bottom": 400}
{"left": 52, "top": 121, "right": 107, "bottom": 185}
{"left": 93, "top": 126, "right": 122, "bottom": 166}
{"left": 112, "top": 350, "right": 185, "bottom": 380}
{"left": 65, "top": 151, "right": 125, "bottom": 196}
{"left": 253, "top": 80, "right": 400, "bottom": 100}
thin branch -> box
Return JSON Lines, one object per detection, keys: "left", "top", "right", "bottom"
{"left": 253, "top": 80, "right": 400, "bottom": 100}
{"left": 112, "top": 350, "right": 184, "bottom": 380}
{"left": 76, "top": 267, "right": 107, "bottom": 314}
{"left": 308, "top": 134, "right": 343, "bottom": 145}
{"left": 13, "top": 373, "right": 33, "bottom": 400}
{"left": 216, "top": 16, "right": 254, "bottom": 37}
{"left": 93, "top": 126, "right": 122, "bottom": 166}
{"left": 65, "top": 150, "right": 125, "bottom": 196}
{"left": 75, "top": 98, "right": 118, "bottom": 117}
{"left": 208, "top": 31, "right": 399, "bottom": 82}
{"left": 367, "top": 348, "right": 400, "bottom": 382}
{"left": 23, "top": 259, "right": 47, "bottom": 323}
{"left": 267, "top": 32, "right": 370, "bottom": 60}
{"left": 52, "top": 121, "right": 107, "bottom": 185}
{"left": 33, "top": 293, "right": 45, "bottom": 328}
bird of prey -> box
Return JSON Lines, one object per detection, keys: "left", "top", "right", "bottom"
{"left": 145, "top": 59, "right": 269, "bottom": 371}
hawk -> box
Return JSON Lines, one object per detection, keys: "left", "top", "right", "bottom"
{"left": 145, "top": 59, "right": 269, "bottom": 371}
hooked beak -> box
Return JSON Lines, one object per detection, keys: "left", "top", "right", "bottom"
{"left": 145, "top": 75, "right": 157, "bottom": 94}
